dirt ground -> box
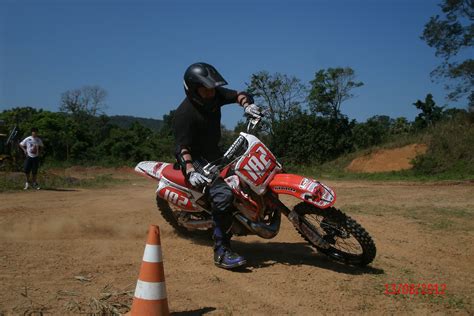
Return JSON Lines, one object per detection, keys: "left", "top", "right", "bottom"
{"left": 346, "top": 144, "right": 428, "bottom": 173}
{"left": 0, "top": 173, "right": 473, "bottom": 315}
{"left": 47, "top": 166, "right": 136, "bottom": 180}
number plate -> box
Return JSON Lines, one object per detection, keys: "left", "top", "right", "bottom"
{"left": 235, "top": 142, "right": 281, "bottom": 194}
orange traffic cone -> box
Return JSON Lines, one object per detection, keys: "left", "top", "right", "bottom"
{"left": 127, "top": 225, "right": 169, "bottom": 316}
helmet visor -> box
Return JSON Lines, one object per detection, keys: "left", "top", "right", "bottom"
{"left": 186, "top": 63, "right": 228, "bottom": 89}
{"left": 197, "top": 69, "right": 228, "bottom": 89}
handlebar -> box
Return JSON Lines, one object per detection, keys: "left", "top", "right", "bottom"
{"left": 200, "top": 110, "right": 265, "bottom": 192}
{"left": 246, "top": 116, "right": 262, "bottom": 133}
{"left": 246, "top": 105, "right": 268, "bottom": 133}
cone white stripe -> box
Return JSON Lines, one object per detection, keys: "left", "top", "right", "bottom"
{"left": 142, "top": 244, "right": 162, "bottom": 263}
{"left": 134, "top": 280, "right": 167, "bottom": 300}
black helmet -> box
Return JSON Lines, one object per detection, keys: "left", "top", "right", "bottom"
{"left": 183, "top": 62, "right": 228, "bottom": 110}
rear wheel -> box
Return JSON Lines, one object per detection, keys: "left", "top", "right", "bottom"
{"left": 293, "top": 202, "right": 376, "bottom": 266}
{"left": 157, "top": 197, "right": 213, "bottom": 238}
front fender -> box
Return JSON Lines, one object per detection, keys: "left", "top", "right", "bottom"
{"left": 268, "top": 173, "right": 336, "bottom": 209}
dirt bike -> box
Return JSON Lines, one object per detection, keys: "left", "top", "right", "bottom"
{"left": 135, "top": 117, "right": 376, "bottom": 266}
{"left": 0, "top": 125, "right": 19, "bottom": 171}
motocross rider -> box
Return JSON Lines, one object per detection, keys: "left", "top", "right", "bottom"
{"left": 174, "top": 62, "right": 262, "bottom": 269}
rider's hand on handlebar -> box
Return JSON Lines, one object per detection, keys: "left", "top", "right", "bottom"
{"left": 244, "top": 103, "right": 262, "bottom": 119}
{"left": 186, "top": 170, "right": 211, "bottom": 187}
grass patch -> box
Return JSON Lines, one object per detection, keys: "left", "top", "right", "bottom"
{"left": 430, "top": 219, "right": 454, "bottom": 230}
{"left": 413, "top": 114, "right": 474, "bottom": 175}
{"left": 421, "top": 293, "right": 469, "bottom": 310}
{"left": 40, "top": 159, "right": 142, "bottom": 170}
{"left": 286, "top": 155, "right": 474, "bottom": 181}
{"left": 377, "top": 132, "right": 428, "bottom": 151}
{"left": 0, "top": 171, "right": 127, "bottom": 192}
{"left": 405, "top": 206, "right": 473, "bottom": 231}
{"left": 341, "top": 204, "right": 388, "bottom": 217}
{"left": 341, "top": 203, "right": 473, "bottom": 231}
{"left": 385, "top": 291, "right": 470, "bottom": 311}
{"left": 294, "top": 166, "right": 474, "bottom": 182}
{"left": 405, "top": 206, "right": 473, "bottom": 218}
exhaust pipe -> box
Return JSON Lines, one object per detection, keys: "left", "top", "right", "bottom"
{"left": 235, "top": 211, "right": 281, "bottom": 239}
{"left": 180, "top": 219, "right": 214, "bottom": 230}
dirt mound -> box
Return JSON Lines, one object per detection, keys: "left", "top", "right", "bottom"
{"left": 346, "top": 143, "right": 427, "bottom": 173}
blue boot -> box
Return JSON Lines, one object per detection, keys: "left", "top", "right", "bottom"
{"left": 214, "top": 246, "right": 246, "bottom": 269}
{"left": 213, "top": 227, "right": 246, "bottom": 269}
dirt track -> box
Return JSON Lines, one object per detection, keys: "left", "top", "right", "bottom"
{"left": 0, "top": 175, "right": 473, "bottom": 315}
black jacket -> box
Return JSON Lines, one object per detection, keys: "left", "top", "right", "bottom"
{"left": 173, "top": 87, "right": 238, "bottom": 162}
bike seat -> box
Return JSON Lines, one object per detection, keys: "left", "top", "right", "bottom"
{"left": 161, "top": 164, "right": 190, "bottom": 188}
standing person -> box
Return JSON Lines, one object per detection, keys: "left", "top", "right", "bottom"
{"left": 19, "top": 127, "right": 44, "bottom": 190}
{"left": 174, "top": 62, "right": 262, "bottom": 269}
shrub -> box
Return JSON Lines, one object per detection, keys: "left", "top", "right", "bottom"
{"left": 413, "top": 113, "right": 474, "bottom": 175}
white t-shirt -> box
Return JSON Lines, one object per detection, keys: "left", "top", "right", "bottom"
{"left": 20, "top": 136, "right": 44, "bottom": 158}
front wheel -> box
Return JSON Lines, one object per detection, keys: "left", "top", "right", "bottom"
{"left": 293, "top": 202, "right": 376, "bottom": 266}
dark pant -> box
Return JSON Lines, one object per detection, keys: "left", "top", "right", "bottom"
{"left": 24, "top": 156, "right": 40, "bottom": 175}
{"left": 208, "top": 178, "right": 234, "bottom": 247}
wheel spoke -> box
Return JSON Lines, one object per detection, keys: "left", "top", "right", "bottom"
{"left": 294, "top": 203, "right": 376, "bottom": 266}
{"left": 303, "top": 214, "right": 363, "bottom": 256}
{"left": 336, "top": 238, "right": 362, "bottom": 255}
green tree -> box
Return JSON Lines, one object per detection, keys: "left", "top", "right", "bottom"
{"left": 0, "top": 106, "right": 175, "bottom": 165}
{"left": 0, "top": 107, "right": 39, "bottom": 127}
{"left": 246, "top": 71, "right": 306, "bottom": 134}
{"left": 233, "top": 120, "right": 247, "bottom": 134}
{"left": 272, "top": 111, "right": 354, "bottom": 164}
{"left": 308, "top": 67, "right": 363, "bottom": 119}
{"left": 413, "top": 93, "right": 444, "bottom": 129}
{"left": 219, "top": 124, "right": 237, "bottom": 154}
{"left": 159, "top": 110, "right": 175, "bottom": 137}
{"left": 352, "top": 115, "right": 392, "bottom": 149}
{"left": 422, "top": 0, "right": 473, "bottom": 107}
{"left": 391, "top": 117, "right": 412, "bottom": 134}
{"left": 442, "top": 107, "right": 468, "bottom": 120}
{"left": 154, "top": 110, "right": 175, "bottom": 160}
{"left": 33, "top": 111, "right": 69, "bottom": 160}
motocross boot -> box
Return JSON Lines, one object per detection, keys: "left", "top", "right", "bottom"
{"left": 213, "top": 226, "right": 246, "bottom": 269}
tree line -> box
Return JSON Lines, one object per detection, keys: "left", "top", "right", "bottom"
{"left": 0, "top": 73, "right": 468, "bottom": 169}
{"left": 0, "top": 95, "right": 173, "bottom": 166}
{"left": 243, "top": 70, "right": 469, "bottom": 164}
{"left": 1, "top": 0, "right": 471, "bottom": 169}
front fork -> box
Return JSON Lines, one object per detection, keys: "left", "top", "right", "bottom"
{"left": 268, "top": 193, "right": 330, "bottom": 249}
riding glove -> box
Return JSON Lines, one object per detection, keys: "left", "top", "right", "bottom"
{"left": 244, "top": 104, "right": 262, "bottom": 119}
{"left": 187, "top": 171, "right": 211, "bottom": 187}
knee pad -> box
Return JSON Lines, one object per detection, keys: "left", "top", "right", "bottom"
{"left": 209, "top": 181, "right": 234, "bottom": 213}
{"left": 210, "top": 185, "right": 234, "bottom": 213}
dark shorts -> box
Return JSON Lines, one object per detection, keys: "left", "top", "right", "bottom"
{"left": 24, "top": 157, "right": 40, "bottom": 174}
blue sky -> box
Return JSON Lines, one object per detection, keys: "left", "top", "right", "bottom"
{"left": 0, "top": 0, "right": 466, "bottom": 128}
